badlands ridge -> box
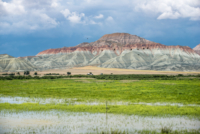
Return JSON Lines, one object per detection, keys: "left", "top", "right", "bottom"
{"left": 0, "top": 33, "right": 200, "bottom": 72}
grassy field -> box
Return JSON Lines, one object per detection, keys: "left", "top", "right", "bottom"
{"left": 1, "top": 103, "right": 200, "bottom": 117}
{"left": 0, "top": 79, "right": 199, "bottom": 104}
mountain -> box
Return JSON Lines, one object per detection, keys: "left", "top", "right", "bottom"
{"left": 76, "top": 33, "right": 155, "bottom": 47}
{"left": 0, "top": 54, "right": 37, "bottom": 72}
{"left": 193, "top": 44, "right": 200, "bottom": 55}
{"left": 1, "top": 33, "right": 200, "bottom": 72}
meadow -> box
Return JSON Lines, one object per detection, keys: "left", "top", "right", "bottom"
{"left": 0, "top": 76, "right": 200, "bottom": 133}
{"left": 0, "top": 78, "right": 200, "bottom": 104}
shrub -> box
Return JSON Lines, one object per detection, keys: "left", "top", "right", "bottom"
{"left": 33, "top": 76, "right": 40, "bottom": 79}
{"left": 52, "top": 73, "right": 59, "bottom": 75}
{"left": 25, "top": 75, "right": 32, "bottom": 79}
{"left": 16, "top": 76, "right": 26, "bottom": 79}
{"left": 44, "top": 73, "right": 51, "bottom": 75}
{"left": 5, "top": 76, "right": 13, "bottom": 80}
{"left": 177, "top": 74, "right": 183, "bottom": 77}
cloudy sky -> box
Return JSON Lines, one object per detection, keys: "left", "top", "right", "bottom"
{"left": 0, "top": 0, "right": 200, "bottom": 57}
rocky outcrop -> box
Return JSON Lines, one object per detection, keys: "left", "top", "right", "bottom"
{"left": 0, "top": 54, "right": 14, "bottom": 59}
{"left": 0, "top": 54, "right": 37, "bottom": 72}
{"left": 194, "top": 44, "right": 200, "bottom": 55}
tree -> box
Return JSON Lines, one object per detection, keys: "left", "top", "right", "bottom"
{"left": 67, "top": 72, "right": 71, "bottom": 75}
{"left": 24, "top": 71, "right": 30, "bottom": 75}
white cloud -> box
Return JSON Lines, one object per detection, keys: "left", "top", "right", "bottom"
{"left": 135, "top": 0, "right": 200, "bottom": 20}
{"left": 106, "top": 16, "right": 114, "bottom": 21}
{"left": 51, "top": 0, "right": 60, "bottom": 7}
{"left": 157, "top": 12, "right": 181, "bottom": 19}
{"left": 61, "top": 9, "right": 85, "bottom": 23}
{"left": 0, "top": 0, "right": 59, "bottom": 34}
{"left": 0, "top": 0, "right": 26, "bottom": 16}
{"left": 39, "top": 13, "right": 58, "bottom": 26}
{"left": 0, "top": 11, "right": 58, "bottom": 34}
{"left": 1, "top": 0, "right": 199, "bottom": 35}
{"left": 68, "top": 12, "right": 85, "bottom": 23}
{"left": 51, "top": 2, "right": 58, "bottom": 8}
{"left": 94, "top": 14, "right": 104, "bottom": 19}
{"left": 61, "top": 8, "right": 104, "bottom": 24}
{"left": 60, "top": 9, "right": 70, "bottom": 18}
{"left": 89, "top": 20, "right": 96, "bottom": 24}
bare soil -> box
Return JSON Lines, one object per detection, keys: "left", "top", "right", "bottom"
{"left": 0, "top": 66, "right": 200, "bottom": 76}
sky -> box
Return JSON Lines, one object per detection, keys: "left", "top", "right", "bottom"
{"left": 0, "top": 0, "right": 200, "bottom": 57}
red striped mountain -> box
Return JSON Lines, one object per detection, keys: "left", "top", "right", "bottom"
{"left": 193, "top": 44, "right": 200, "bottom": 55}
{"left": 37, "top": 33, "right": 195, "bottom": 56}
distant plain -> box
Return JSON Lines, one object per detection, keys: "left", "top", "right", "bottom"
{"left": 1, "top": 66, "right": 199, "bottom": 76}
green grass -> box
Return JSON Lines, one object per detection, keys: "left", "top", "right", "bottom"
{"left": 0, "top": 79, "right": 200, "bottom": 104}
{"left": 98, "top": 129, "right": 200, "bottom": 134}
{"left": 1, "top": 103, "right": 200, "bottom": 117}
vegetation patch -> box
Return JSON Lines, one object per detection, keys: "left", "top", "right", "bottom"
{"left": 0, "top": 74, "right": 200, "bottom": 80}
{"left": 0, "top": 103, "right": 200, "bottom": 117}
{"left": 0, "top": 79, "right": 199, "bottom": 104}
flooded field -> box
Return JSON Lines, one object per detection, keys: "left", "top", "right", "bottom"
{"left": 0, "top": 79, "right": 200, "bottom": 133}
{"left": 1, "top": 96, "right": 200, "bottom": 107}
{"left": 1, "top": 111, "right": 200, "bottom": 134}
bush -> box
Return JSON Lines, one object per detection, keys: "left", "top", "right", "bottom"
{"left": 33, "top": 76, "right": 40, "bottom": 79}
{"left": 44, "top": 73, "right": 59, "bottom": 75}
{"left": 9, "top": 73, "right": 15, "bottom": 76}
{"left": 52, "top": 73, "right": 59, "bottom": 75}
{"left": 5, "top": 76, "right": 13, "bottom": 80}
{"left": 25, "top": 75, "right": 32, "bottom": 79}
{"left": 44, "top": 73, "right": 51, "bottom": 75}
{"left": 177, "top": 74, "right": 183, "bottom": 77}
{"left": 16, "top": 76, "right": 26, "bottom": 79}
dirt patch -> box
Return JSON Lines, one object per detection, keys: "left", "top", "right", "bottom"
{"left": 22, "top": 81, "right": 29, "bottom": 83}
{"left": 161, "top": 83, "right": 176, "bottom": 85}
{"left": 62, "top": 78, "right": 95, "bottom": 79}
{"left": 94, "top": 80, "right": 114, "bottom": 83}
{"left": 2, "top": 66, "right": 200, "bottom": 76}
{"left": 120, "top": 80, "right": 140, "bottom": 83}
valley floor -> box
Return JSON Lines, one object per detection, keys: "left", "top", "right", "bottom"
{"left": 0, "top": 78, "right": 200, "bottom": 133}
